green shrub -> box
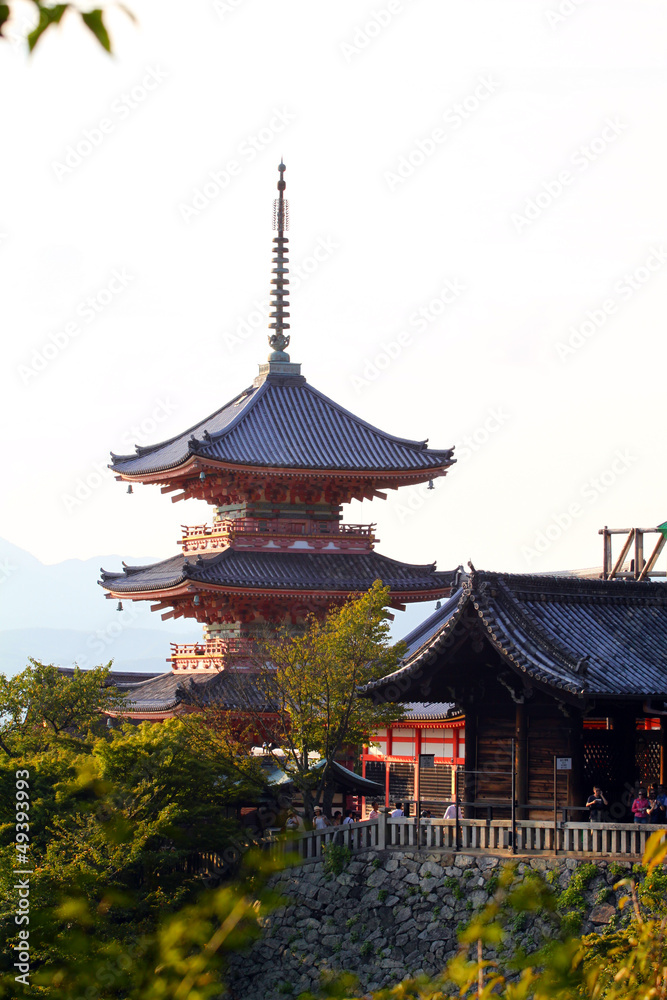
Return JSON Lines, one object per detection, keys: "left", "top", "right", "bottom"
{"left": 444, "top": 875, "right": 464, "bottom": 899}
{"left": 557, "top": 862, "right": 599, "bottom": 912}
{"left": 359, "top": 940, "right": 374, "bottom": 957}
{"left": 608, "top": 861, "right": 627, "bottom": 880}
{"left": 323, "top": 843, "right": 352, "bottom": 876}
{"left": 378, "top": 888, "right": 388, "bottom": 902}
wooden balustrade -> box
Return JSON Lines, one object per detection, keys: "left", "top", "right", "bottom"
{"left": 181, "top": 519, "right": 375, "bottom": 540}
{"left": 190, "top": 819, "right": 666, "bottom": 876}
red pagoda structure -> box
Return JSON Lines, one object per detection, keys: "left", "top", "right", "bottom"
{"left": 99, "top": 164, "right": 457, "bottom": 716}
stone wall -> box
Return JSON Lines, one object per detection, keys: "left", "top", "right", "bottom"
{"left": 225, "top": 850, "right": 637, "bottom": 999}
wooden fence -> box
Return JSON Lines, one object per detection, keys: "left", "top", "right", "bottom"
{"left": 192, "top": 818, "right": 666, "bottom": 875}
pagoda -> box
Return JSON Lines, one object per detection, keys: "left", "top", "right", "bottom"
{"left": 100, "top": 164, "right": 457, "bottom": 687}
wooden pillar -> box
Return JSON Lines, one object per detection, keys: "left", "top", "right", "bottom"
{"left": 414, "top": 728, "right": 422, "bottom": 810}
{"left": 566, "top": 712, "right": 585, "bottom": 809}
{"left": 464, "top": 708, "right": 477, "bottom": 818}
{"left": 611, "top": 710, "right": 637, "bottom": 818}
{"left": 515, "top": 703, "right": 528, "bottom": 818}
{"left": 385, "top": 727, "right": 392, "bottom": 808}
{"left": 660, "top": 717, "right": 666, "bottom": 786}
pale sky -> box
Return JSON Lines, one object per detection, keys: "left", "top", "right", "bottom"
{"left": 2, "top": 0, "right": 667, "bottom": 593}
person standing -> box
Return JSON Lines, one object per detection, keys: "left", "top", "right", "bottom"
{"left": 647, "top": 785, "right": 666, "bottom": 824}
{"left": 368, "top": 801, "right": 381, "bottom": 820}
{"left": 313, "top": 806, "right": 331, "bottom": 830}
{"left": 390, "top": 802, "right": 404, "bottom": 817}
{"left": 585, "top": 786, "right": 608, "bottom": 823}
{"left": 631, "top": 788, "right": 650, "bottom": 824}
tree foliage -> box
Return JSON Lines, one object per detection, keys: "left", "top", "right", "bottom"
{"left": 0, "top": 715, "right": 272, "bottom": 997}
{"left": 0, "top": 2, "right": 133, "bottom": 54}
{"left": 195, "top": 582, "right": 406, "bottom": 817}
{"left": 0, "top": 660, "right": 126, "bottom": 756}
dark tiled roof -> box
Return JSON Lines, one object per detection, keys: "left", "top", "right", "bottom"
{"left": 110, "top": 377, "right": 454, "bottom": 476}
{"left": 57, "top": 666, "right": 164, "bottom": 685}
{"left": 400, "top": 702, "right": 461, "bottom": 721}
{"left": 99, "top": 550, "right": 456, "bottom": 596}
{"left": 364, "top": 570, "right": 667, "bottom": 700}
{"left": 107, "top": 671, "right": 185, "bottom": 712}
{"left": 102, "top": 669, "right": 276, "bottom": 714}
{"left": 179, "top": 671, "right": 277, "bottom": 712}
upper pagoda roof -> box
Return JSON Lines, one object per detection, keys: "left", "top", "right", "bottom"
{"left": 110, "top": 374, "right": 454, "bottom": 479}
{"left": 99, "top": 548, "right": 456, "bottom": 598}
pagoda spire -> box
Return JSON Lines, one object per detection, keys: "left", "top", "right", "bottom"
{"left": 267, "top": 161, "right": 291, "bottom": 362}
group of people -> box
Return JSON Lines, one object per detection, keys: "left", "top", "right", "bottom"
{"left": 285, "top": 806, "right": 363, "bottom": 831}
{"left": 586, "top": 784, "right": 667, "bottom": 824}
{"left": 630, "top": 785, "right": 667, "bottom": 824}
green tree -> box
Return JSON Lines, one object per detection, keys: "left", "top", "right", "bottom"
{"left": 197, "top": 582, "right": 405, "bottom": 821}
{"left": 0, "top": 717, "right": 271, "bottom": 996}
{"left": 0, "top": 660, "right": 126, "bottom": 756}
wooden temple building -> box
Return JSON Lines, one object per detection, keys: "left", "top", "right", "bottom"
{"left": 97, "top": 163, "right": 457, "bottom": 724}
{"left": 362, "top": 569, "right": 667, "bottom": 820}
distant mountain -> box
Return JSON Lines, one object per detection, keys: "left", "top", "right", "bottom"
{"left": 0, "top": 537, "right": 195, "bottom": 634}
{"left": 0, "top": 538, "right": 201, "bottom": 677}
{"left": 0, "top": 627, "right": 199, "bottom": 677}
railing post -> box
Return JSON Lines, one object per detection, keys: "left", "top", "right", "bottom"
{"left": 377, "top": 814, "right": 387, "bottom": 850}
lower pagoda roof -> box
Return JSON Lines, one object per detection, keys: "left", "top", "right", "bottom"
{"left": 104, "top": 669, "right": 277, "bottom": 715}
{"left": 99, "top": 550, "right": 456, "bottom": 599}
{"left": 363, "top": 569, "right": 667, "bottom": 702}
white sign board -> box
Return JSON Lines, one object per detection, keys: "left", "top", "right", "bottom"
{"left": 556, "top": 757, "right": 572, "bottom": 770}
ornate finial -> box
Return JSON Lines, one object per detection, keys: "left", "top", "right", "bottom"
{"left": 268, "top": 161, "right": 291, "bottom": 361}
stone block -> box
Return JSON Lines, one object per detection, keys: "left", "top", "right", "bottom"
{"left": 366, "top": 868, "right": 389, "bottom": 888}
{"left": 404, "top": 871, "right": 420, "bottom": 884}
{"left": 394, "top": 905, "right": 413, "bottom": 923}
{"left": 384, "top": 858, "right": 400, "bottom": 872}
{"left": 589, "top": 904, "right": 615, "bottom": 925}
{"left": 320, "top": 934, "right": 341, "bottom": 949}
{"left": 419, "top": 860, "right": 444, "bottom": 879}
